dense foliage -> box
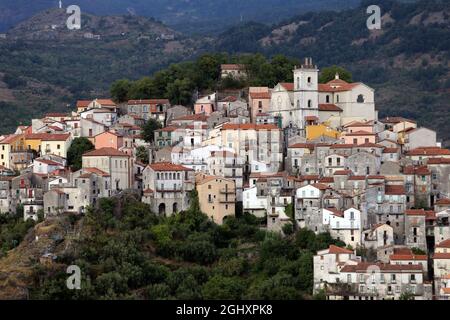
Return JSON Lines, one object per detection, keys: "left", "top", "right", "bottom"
{"left": 110, "top": 53, "right": 301, "bottom": 105}
{"left": 30, "top": 193, "right": 343, "bottom": 300}
{"left": 0, "top": 213, "right": 35, "bottom": 256}
{"left": 67, "top": 137, "right": 95, "bottom": 171}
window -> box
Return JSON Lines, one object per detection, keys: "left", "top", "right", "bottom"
{"left": 326, "top": 95, "right": 330, "bottom": 103}
{"left": 357, "top": 94, "right": 365, "bottom": 103}
{"left": 57, "top": 144, "right": 61, "bottom": 149}
{"left": 307, "top": 76, "right": 311, "bottom": 84}
{"left": 308, "top": 100, "right": 312, "bottom": 108}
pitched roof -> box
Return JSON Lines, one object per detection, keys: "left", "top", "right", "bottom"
{"left": 0, "top": 134, "right": 22, "bottom": 144}
{"left": 76, "top": 100, "right": 91, "bottom": 108}
{"left": 340, "top": 262, "right": 422, "bottom": 273}
{"left": 328, "top": 245, "right": 353, "bottom": 254}
{"left": 83, "top": 148, "right": 129, "bottom": 157}
{"left": 383, "top": 147, "right": 399, "bottom": 153}
{"left": 407, "top": 147, "right": 450, "bottom": 156}
{"left": 221, "top": 123, "right": 279, "bottom": 131}
{"left": 95, "top": 99, "right": 116, "bottom": 106}
{"left": 390, "top": 254, "right": 427, "bottom": 261}
{"left": 221, "top": 64, "right": 245, "bottom": 70}
{"left": 436, "top": 239, "right": 450, "bottom": 249}
{"left": 405, "top": 209, "right": 426, "bottom": 216}
{"left": 436, "top": 198, "right": 450, "bottom": 205}
{"left": 381, "top": 117, "right": 416, "bottom": 124}
{"left": 345, "top": 130, "right": 376, "bottom": 136}
{"left": 83, "top": 167, "right": 110, "bottom": 177}
{"left": 318, "top": 79, "right": 359, "bottom": 93}
{"left": 427, "top": 158, "right": 450, "bottom": 165}
{"left": 318, "top": 103, "right": 342, "bottom": 112}
{"left": 148, "top": 162, "right": 193, "bottom": 172}
{"left": 128, "top": 99, "right": 170, "bottom": 105}
{"left": 385, "top": 185, "right": 405, "bottom": 195}
{"left": 334, "top": 170, "right": 352, "bottom": 176}
{"left": 288, "top": 143, "right": 315, "bottom": 149}
{"left": 249, "top": 92, "right": 271, "bottom": 99}
{"left": 279, "top": 82, "right": 294, "bottom": 91}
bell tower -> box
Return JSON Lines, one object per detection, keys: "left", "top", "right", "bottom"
{"left": 293, "top": 57, "right": 319, "bottom": 130}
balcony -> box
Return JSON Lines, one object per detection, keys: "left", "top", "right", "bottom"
{"left": 220, "top": 188, "right": 235, "bottom": 194}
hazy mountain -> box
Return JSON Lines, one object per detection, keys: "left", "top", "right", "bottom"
{"left": 0, "top": 0, "right": 361, "bottom": 34}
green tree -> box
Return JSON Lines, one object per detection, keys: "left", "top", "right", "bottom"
{"left": 319, "top": 66, "right": 352, "bottom": 83}
{"left": 110, "top": 79, "right": 132, "bottom": 103}
{"left": 67, "top": 137, "right": 95, "bottom": 171}
{"left": 202, "top": 275, "right": 245, "bottom": 300}
{"left": 135, "top": 146, "right": 149, "bottom": 164}
{"left": 411, "top": 247, "right": 426, "bottom": 255}
{"left": 141, "top": 119, "right": 162, "bottom": 143}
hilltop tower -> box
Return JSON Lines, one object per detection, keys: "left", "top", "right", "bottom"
{"left": 293, "top": 57, "right": 319, "bottom": 130}
{"left": 59, "top": 0, "right": 62, "bottom": 9}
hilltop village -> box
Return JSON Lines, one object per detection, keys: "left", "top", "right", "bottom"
{"left": 0, "top": 58, "right": 449, "bottom": 300}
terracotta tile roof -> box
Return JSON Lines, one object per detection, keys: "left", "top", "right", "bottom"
{"left": 221, "top": 123, "right": 279, "bottom": 131}
{"left": 407, "top": 147, "right": 450, "bottom": 156}
{"left": 405, "top": 209, "right": 426, "bottom": 216}
{"left": 312, "top": 183, "right": 330, "bottom": 190}
{"left": 279, "top": 82, "right": 294, "bottom": 91}
{"left": 41, "top": 133, "right": 71, "bottom": 141}
{"left": 390, "top": 254, "right": 427, "bottom": 261}
{"left": 95, "top": 99, "right": 116, "bottom": 106}
{"left": 334, "top": 170, "right": 352, "bottom": 176}
{"left": 345, "top": 130, "right": 376, "bottom": 136}
{"left": 427, "top": 158, "right": 450, "bottom": 164}
{"left": 318, "top": 103, "right": 342, "bottom": 112}
{"left": 0, "top": 134, "right": 22, "bottom": 144}
{"left": 381, "top": 117, "right": 416, "bottom": 124}
{"left": 155, "top": 126, "right": 178, "bottom": 132}
{"left": 84, "top": 167, "right": 110, "bottom": 177}
{"left": 358, "top": 142, "right": 383, "bottom": 148}
{"left": 385, "top": 185, "right": 405, "bottom": 195}
{"left": 46, "top": 113, "right": 68, "bottom": 117}
{"left": 301, "top": 174, "right": 320, "bottom": 180}
{"left": 383, "top": 147, "right": 399, "bottom": 153}
{"left": 35, "top": 159, "right": 62, "bottom": 166}
{"left": 367, "top": 175, "right": 385, "bottom": 180}
{"left": 143, "top": 188, "right": 154, "bottom": 194}
{"left": 249, "top": 92, "right": 271, "bottom": 99}
{"left": 330, "top": 144, "right": 355, "bottom": 149}
{"left": 345, "top": 121, "right": 373, "bottom": 127}
{"left": 348, "top": 176, "right": 366, "bottom": 181}
{"left": 436, "top": 239, "right": 450, "bottom": 249}
{"left": 172, "top": 114, "right": 209, "bottom": 122}
{"left": 219, "top": 96, "right": 238, "bottom": 102}
{"left": 433, "top": 253, "right": 450, "bottom": 259}
{"left": 318, "top": 79, "right": 359, "bottom": 93}
{"left": 436, "top": 198, "right": 450, "bottom": 205}
{"left": 425, "top": 210, "right": 436, "bottom": 221}
{"left": 76, "top": 100, "right": 91, "bottom": 108}
{"left": 305, "top": 116, "right": 318, "bottom": 121}
{"left": 328, "top": 245, "right": 353, "bottom": 254}
{"left": 319, "top": 177, "right": 334, "bottom": 183}
{"left": 341, "top": 262, "right": 422, "bottom": 273}
{"left": 83, "top": 148, "right": 129, "bottom": 157}
{"left": 148, "top": 162, "right": 193, "bottom": 172}
{"left": 221, "top": 64, "right": 245, "bottom": 70}
{"left": 288, "top": 143, "right": 315, "bottom": 149}
{"left": 403, "top": 165, "right": 431, "bottom": 175}
{"left": 128, "top": 99, "right": 170, "bottom": 105}
{"left": 326, "top": 208, "right": 344, "bottom": 217}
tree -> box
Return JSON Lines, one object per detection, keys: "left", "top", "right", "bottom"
{"left": 141, "top": 119, "right": 162, "bottom": 143}
{"left": 319, "top": 66, "right": 352, "bottom": 83}
{"left": 110, "top": 79, "right": 132, "bottom": 103}
{"left": 411, "top": 247, "right": 426, "bottom": 255}
{"left": 67, "top": 137, "right": 95, "bottom": 171}
{"left": 135, "top": 146, "right": 149, "bottom": 164}
{"left": 202, "top": 275, "right": 245, "bottom": 300}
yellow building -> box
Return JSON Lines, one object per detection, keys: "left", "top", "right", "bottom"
{"left": 0, "top": 134, "right": 26, "bottom": 169}
{"left": 40, "top": 133, "right": 72, "bottom": 158}
{"left": 306, "top": 124, "right": 340, "bottom": 140}
{"left": 196, "top": 174, "right": 235, "bottom": 225}
{"left": 25, "top": 133, "right": 45, "bottom": 153}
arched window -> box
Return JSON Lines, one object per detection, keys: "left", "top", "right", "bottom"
{"left": 357, "top": 94, "right": 365, "bottom": 103}
{"left": 326, "top": 95, "right": 330, "bottom": 103}
{"left": 308, "top": 100, "right": 312, "bottom": 108}
{"left": 297, "top": 77, "right": 300, "bottom": 89}
{"left": 307, "top": 76, "right": 312, "bottom": 84}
